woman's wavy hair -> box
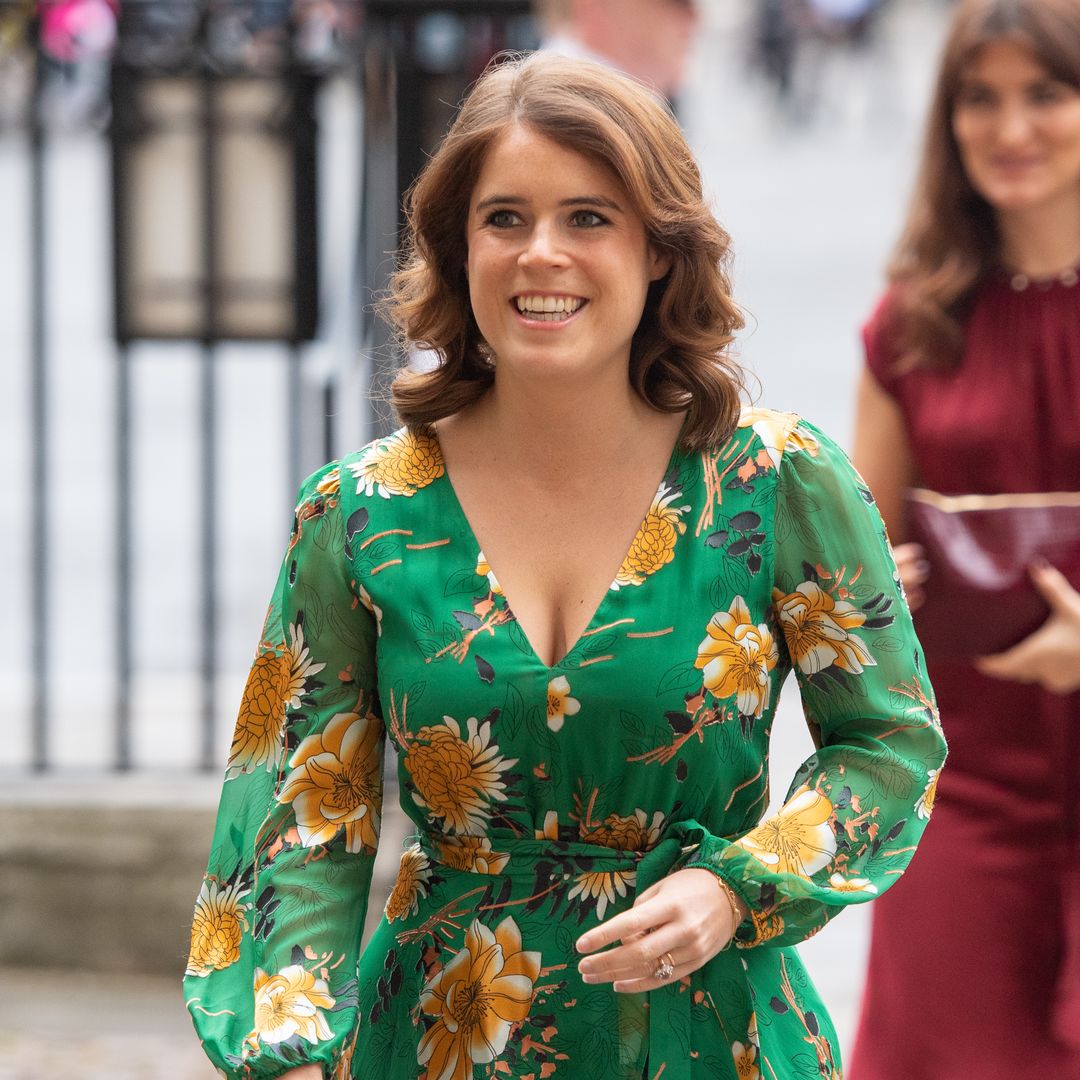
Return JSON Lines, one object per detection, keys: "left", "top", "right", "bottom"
{"left": 888, "top": 0, "right": 1080, "bottom": 370}
{"left": 383, "top": 50, "right": 745, "bottom": 451}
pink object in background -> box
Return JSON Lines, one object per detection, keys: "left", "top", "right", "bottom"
{"left": 39, "top": 0, "right": 118, "bottom": 63}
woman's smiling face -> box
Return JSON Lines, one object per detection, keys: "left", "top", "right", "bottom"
{"left": 952, "top": 38, "right": 1080, "bottom": 216}
{"left": 465, "top": 124, "right": 670, "bottom": 388}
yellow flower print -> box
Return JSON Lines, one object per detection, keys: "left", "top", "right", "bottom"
{"left": 315, "top": 468, "right": 340, "bottom": 497}
{"left": 695, "top": 597, "right": 779, "bottom": 718}
{"left": 772, "top": 582, "right": 876, "bottom": 676}
{"left": 405, "top": 716, "right": 517, "bottom": 834}
{"left": 916, "top": 768, "right": 939, "bottom": 820}
{"left": 250, "top": 965, "right": 335, "bottom": 1047}
{"left": 732, "top": 1039, "right": 760, "bottom": 1080}
{"left": 744, "top": 909, "right": 784, "bottom": 946}
{"left": 437, "top": 835, "right": 510, "bottom": 875}
{"left": 828, "top": 873, "right": 878, "bottom": 895}
{"left": 567, "top": 869, "right": 635, "bottom": 920}
{"left": 612, "top": 481, "right": 690, "bottom": 588}
{"left": 535, "top": 810, "right": 559, "bottom": 841}
{"left": 357, "top": 583, "right": 383, "bottom": 637}
{"left": 417, "top": 916, "right": 541, "bottom": 1080}
{"left": 475, "top": 551, "right": 503, "bottom": 596}
{"left": 585, "top": 808, "right": 664, "bottom": 852}
{"left": 385, "top": 844, "right": 432, "bottom": 922}
{"left": 738, "top": 407, "right": 820, "bottom": 471}
{"left": 186, "top": 878, "right": 249, "bottom": 977}
{"left": 546, "top": 676, "right": 580, "bottom": 732}
{"left": 348, "top": 428, "right": 444, "bottom": 499}
{"left": 277, "top": 710, "right": 383, "bottom": 853}
{"left": 228, "top": 623, "right": 326, "bottom": 775}
{"left": 735, "top": 785, "right": 836, "bottom": 879}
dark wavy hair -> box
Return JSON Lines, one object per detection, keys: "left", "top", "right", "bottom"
{"left": 887, "top": 0, "right": 1080, "bottom": 370}
{"left": 382, "top": 51, "right": 745, "bottom": 452}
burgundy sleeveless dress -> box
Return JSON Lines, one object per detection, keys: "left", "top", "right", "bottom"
{"left": 847, "top": 273, "right": 1080, "bottom": 1079}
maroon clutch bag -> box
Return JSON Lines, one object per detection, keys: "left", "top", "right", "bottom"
{"left": 905, "top": 488, "right": 1080, "bottom": 660}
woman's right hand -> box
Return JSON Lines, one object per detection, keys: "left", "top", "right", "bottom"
{"left": 278, "top": 1066, "right": 323, "bottom": 1080}
{"left": 892, "top": 541, "right": 930, "bottom": 610}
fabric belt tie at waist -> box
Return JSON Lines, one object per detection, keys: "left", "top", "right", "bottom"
{"left": 417, "top": 819, "right": 721, "bottom": 1080}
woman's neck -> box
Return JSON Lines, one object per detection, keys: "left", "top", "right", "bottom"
{"left": 997, "top": 196, "right": 1080, "bottom": 278}
{"left": 465, "top": 374, "right": 671, "bottom": 483}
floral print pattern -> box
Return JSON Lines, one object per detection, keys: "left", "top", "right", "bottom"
{"left": 696, "top": 597, "right": 780, "bottom": 718}
{"left": 228, "top": 624, "right": 324, "bottom": 775}
{"left": 348, "top": 428, "right": 444, "bottom": 499}
{"left": 772, "top": 581, "right": 876, "bottom": 676}
{"left": 385, "top": 845, "right": 432, "bottom": 922}
{"left": 613, "top": 479, "right": 689, "bottom": 587}
{"left": 249, "top": 965, "right": 335, "bottom": 1047}
{"left": 277, "top": 709, "right": 383, "bottom": 853}
{"left": 185, "top": 409, "right": 946, "bottom": 1080}
{"left": 735, "top": 785, "right": 837, "bottom": 879}
{"left": 403, "top": 715, "right": 517, "bottom": 834}
{"left": 545, "top": 675, "right": 580, "bottom": 732}
{"left": 186, "top": 878, "right": 249, "bottom": 977}
{"left": 417, "top": 917, "right": 541, "bottom": 1080}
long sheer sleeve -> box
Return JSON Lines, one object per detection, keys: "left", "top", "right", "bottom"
{"left": 686, "top": 417, "right": 948, "bottom": 948}
{"left": 184, "top": 462, "right": 384, "bottom": 1079}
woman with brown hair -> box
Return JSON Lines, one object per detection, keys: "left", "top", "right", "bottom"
{"left": 184, "top": 52, "right": 945, "bottom": 1080}
{"left": 848, "top": 0, "right": 1080, "bottom": 1075}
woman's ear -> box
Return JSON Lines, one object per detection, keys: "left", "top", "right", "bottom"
{"left": 648, "top": 246, "right": 672, "bottom": 282}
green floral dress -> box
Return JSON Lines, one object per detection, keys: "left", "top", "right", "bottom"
{"left": 184, "top": 408, "right": 947, "bottom": 1080}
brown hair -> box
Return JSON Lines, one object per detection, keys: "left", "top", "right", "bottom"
{"left": 887, "top": 0, "right": 1080, "bottom": 370}
{"left": 383, "top": 50, "right": 745, "bottom": 452}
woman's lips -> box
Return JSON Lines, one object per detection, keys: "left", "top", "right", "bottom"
{"left": 511, "top": 295, "right": 588, "bottom": 324}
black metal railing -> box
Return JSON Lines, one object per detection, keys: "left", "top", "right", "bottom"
{"left": 6, "top": 0, "right": 537, "bottom": 772}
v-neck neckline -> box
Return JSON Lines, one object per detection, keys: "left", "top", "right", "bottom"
{"left": 434, "top": 421, "right": 686, "bottom": 672}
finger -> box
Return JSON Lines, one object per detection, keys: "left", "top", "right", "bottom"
{"left": 973, "top": 641, "right": 1038, "bottom": 681}
{"left": 1029, "top": 561, "right": 1080, "bottom": 616}
{"left": 575, "top": 898, "right": 667, "bottom": 955}
{"left": 612, "top": 957, "right": 697, "bottom": 994}
{"left": 892, "top": 542, "right": 926, "bottom": 562}
{"left": 578, "top": 923, "right": 683, "bottom": 982}
{"left": 582, "top": 936, "right": 690, "bottom": 984}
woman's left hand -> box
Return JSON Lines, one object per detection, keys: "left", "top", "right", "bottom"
{"left": 574, "top": 868, "right": 748, "bottom": 993}
{"left": 974, "top": 562, "right": 1080, "bottom": 694}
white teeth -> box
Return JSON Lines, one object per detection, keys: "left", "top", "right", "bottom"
{"left": 514, "top": 295, "right": 584, "bottom": 318}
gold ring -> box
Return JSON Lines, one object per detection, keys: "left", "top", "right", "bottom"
{"left": 653, "top": 951, "right": 675, "bottom": 981}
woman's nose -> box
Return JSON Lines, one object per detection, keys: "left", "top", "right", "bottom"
{"left": 996, "top": 101, "right": 1034, "bottom": 145}
{"left": 518, "top": 221, "right": 568, "bottom": 267}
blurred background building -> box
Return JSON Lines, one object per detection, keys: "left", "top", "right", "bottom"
{"left": 0, "top": 1, "right": 950, "bottom": 1075}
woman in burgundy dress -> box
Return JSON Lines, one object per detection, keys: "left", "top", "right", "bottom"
{"left": 847, "top": 0, "right": 1080, "bottom": 1076}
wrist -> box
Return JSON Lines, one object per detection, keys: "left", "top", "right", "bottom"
{"left": 713, "top": 875, "right": 749, "bottom": 934}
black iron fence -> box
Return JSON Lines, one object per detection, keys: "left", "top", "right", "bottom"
{"left": 4, "top": 0, "right": 534, "bottom": 773}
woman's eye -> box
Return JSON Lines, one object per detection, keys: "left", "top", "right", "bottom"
{"left": 570, "top": 210, "right": 607, "bottom": 227}
{"left": 1029, "top": 81, "right": 1068, "bottom": 104}
{"left": 956, "top": 86, "right": 994, "bottom": 108}
{"left": 485, "top": 210, "right": 520, "bottom": 228}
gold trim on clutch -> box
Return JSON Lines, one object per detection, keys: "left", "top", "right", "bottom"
{"left": 908, "top": 489, "right": 1080, "bottom": 511}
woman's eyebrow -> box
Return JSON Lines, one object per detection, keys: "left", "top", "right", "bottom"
{"left": 474, "top": 194, "right": 623, "bottom": 212}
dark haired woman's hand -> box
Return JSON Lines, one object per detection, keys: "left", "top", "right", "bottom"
{"left": 892, "top": 542, "right": 930, "bottom": 611}
{"left": 975, "top": 562, "right": 1080, "bottom": 694}
{"left": 573, "top": 868, "right": 748, "bottom": 993}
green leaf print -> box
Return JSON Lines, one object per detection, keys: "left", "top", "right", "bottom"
{"left": 502, "top": 684, "right": 525, "bottom": 741}
{"left": 863, "top": 747, "right": 917, "bottom": 798}
{"left": 411, "top": 610, "right": 437, "bottom": 635}
{"left": 299, "top": 583, "right": 326, "bottom": 641}
{"left": 444, "top": 566, "right": 483, "bottom": 597}
{"left": 656, "top": 659, "right": 701, "bottom": 696}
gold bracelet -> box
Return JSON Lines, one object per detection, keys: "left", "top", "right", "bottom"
{"left": 714, "top": 875, "right": 744, "bottom": 936}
